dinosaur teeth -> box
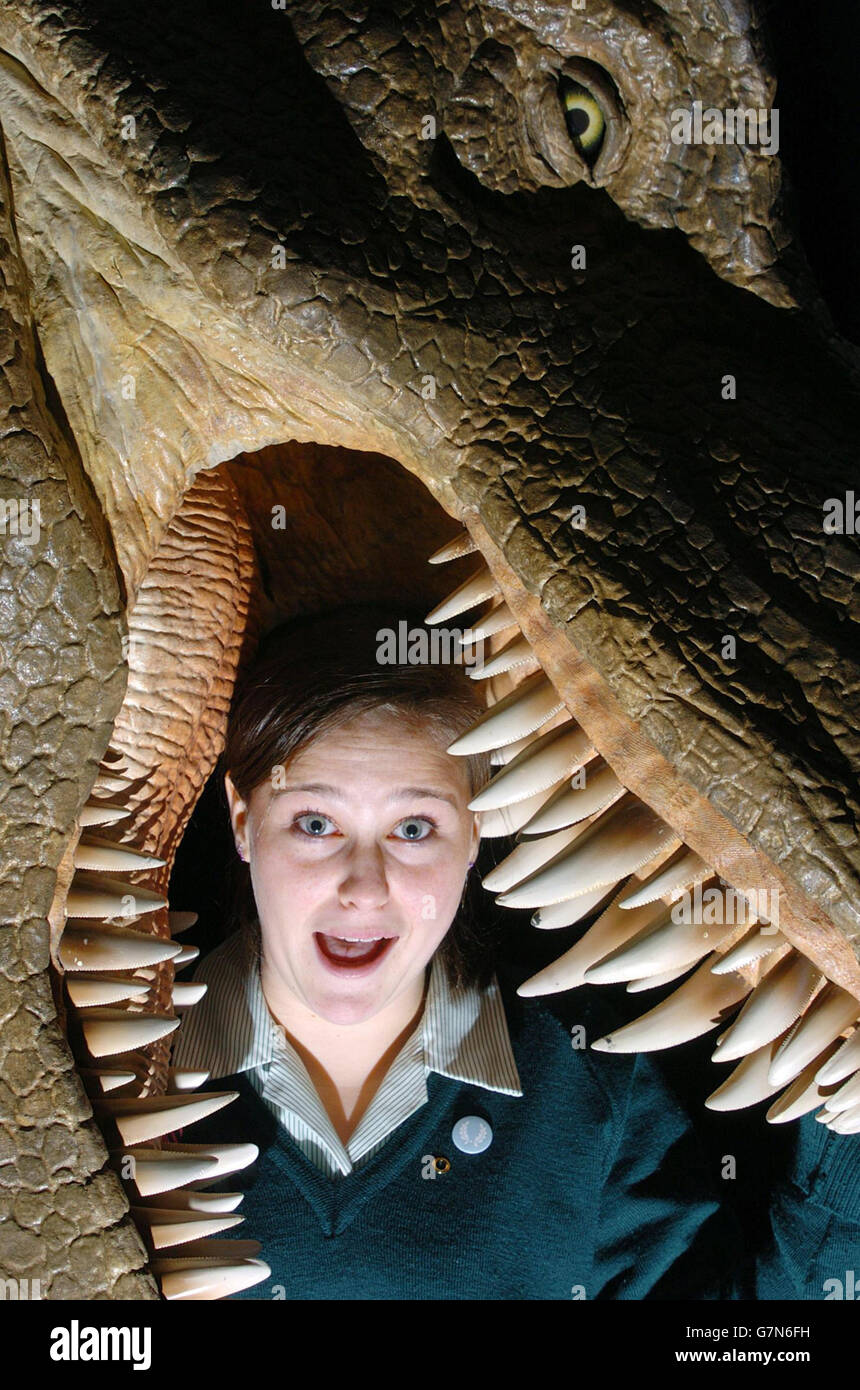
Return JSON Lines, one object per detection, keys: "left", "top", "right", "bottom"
{"left": 66, "top": 976, "right": 151, "bottom": 1007}
{"left": 172, "top": 982, "right": 208, "bottom": 1007}
{"left": 468, "top": 720, "right": 593, "bottom": 810}
{"left": 765, "top": 1042, "right": 844, "bottom": 1123}
{"left": 154, "top": 1143, "right": 259, "bottom": 1181}
{"left": 427, "top": 531, "right": 477, "bottom": 563}
{"left": 519, "top": 759, "right": 624, "bottom": 835}
{"left": 532, "top": 885, "right": 614, "bottom": 930}
{"left": 468, "top": 633, "right": 535, "bottom": 680}
{"left": 824, "top": 1109, "right": 860, "bottom": 1134}
{"left": 590, "top": 957, "right": 751, "bottom": 1053}
{"left": 424, "top": 564, "right": 499, "bottom": 624}
{"left": 167, "top": 1068, "right": 211, "bottom": 1093}
{"left": 497, "top": 793, "right": 677, "bottom": 909}
{"left": 815, "top": 1028, "right": 860, "bottom": 1085}
{"left": 483, "top": 822, "right": 592, "bottom": 894}
{"left": 168, "top": 911, "right": 199, "bottom": 934}
{"left": 134, "top": 1190, "right": 243, "bottom": 1213}
{"left": 81, "top": 1069, "right": 139, "bottom": 1094}
{"left": 518, "top": 894, "right": 669, "bottom": 996}
{"left": 705, "top": 1037, "right": 789, "bottom": 1111}
{"left": 711, "top": 951, "right": 822, "bottom": 1064}
{"left": 81, "top": 1009, "right": 180, "bottom": 1058}
{"left": 766, "top": 983, "right": 860, "bottom": 1089}
{"left": 131, "top": 1207, "right": 245, "bottom": 1250}
{"left": 818, "top": 1069, "right": 860, "bottom": 1116}
{"left": 79, "top": 802, "right": 132, "bottom": 828}
{"left": 96, "top": 1092, "right": 238, "bottom": 1146}
{"left": 59, "top": 923, "right": 181, "bottom": 971}
{"left": 475, "top": 783, "right": 569, "bottom": 838}
{"left": 447, "top": 671, "right": 564, "bottom": 755}
{"left": 626, "top": 962, "right": 700, "bottom": 993}
{"left": 74, "top": 837, "right": 166, "bottom": 872}
{"left": 584, "top": 901, "right": 736, "bottom": 984}
{"left": 458, "top": 600, "right": 516, "bottom": 642}
{"left": 710, "top": 924, "right": 785, "bottom": 974}
{"left": 67, "top": 874, "right": 168, "bottom": 919}
{"left": 173, "top": 944, "right": 200, "bottom": 967}
{"left": 617, "top": 846, "right": 709, "bottom": 910}
{"left": 156, "top": 1258, "right": 271, "bottom": 1301}
{"left": 119, "top": 1150, "right": 223, "bottom": 1197}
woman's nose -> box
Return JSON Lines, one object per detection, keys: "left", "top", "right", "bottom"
{"left": 337, "top": 844, "right": 390, "bottom": 909}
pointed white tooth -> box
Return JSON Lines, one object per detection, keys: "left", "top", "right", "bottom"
{"left": 427, "top": 531, "right": 477, "bottom": 564}
{"left": 710, "top": 924, "right": 785, "bottom": 974}
{"left": 497, "top": 794, "right": 677, "bottom": 909}
{"left": 532, "top": 884, "right": 614, "bottom": 930}
{"left": 823, "top": 1107, "right": 860, "bottom": 1134}
{"left": 82, "top": 1069, "right": 139, "bottom": 1094}
{"left": 705, "top": 1036, "right": 789, "bottom": 1111}
{"left": 94, "top": 773, "right": 137, "bottom": 797}
{"left": 131, "top": 1207, "right": 245, "bottom": 1250}
{"left": 59, "top": 923, "right": 181, "bottom": 972}
{"left": 767, "top": 984, "right": 860, "bottom": 1089}
{"left": 74, "top": 838, "right": 166, "bottom": 871}
{"left": 173, "top": 944, "right": 200, "bottom": 967}
{"left": 765, "top": 1042, "right": 844, "bottom": 1123}
{"left": 97, "top": 1092, "right": 237, "bottom": 1146}
{"left": 168, "top": 911, "right": 198, "bottom": 934}
{"left": 469, "top": 721, "right": 593, "bottom": 811}
{"left": 157, "top": 1259, "right": 271, "bottom": 1301}
{"left": 135, "top": 1190, "right": 243, "bottom": 1213}
{"left": 80, "top": 803, "right": 132, "bottom": 828}
{"left": 425, "top": 565, "right": 499, "bottom": 624}
{"left": 458, "top": 601, "right": 516, "bottom": 643}
{"left": 66, "top": 976, "right": 151, "bottom": 1007}
{"left": 819, "top": 1069, "right": 860, "bottom": 1116}
{"left": 468, "top": 633, "right": 535, "bottom": 680}
{"left": 519, "top": 760, "right": 624, "bottom": 835}
{"left": 81, "top": 1010, "right": 180, "bottom": 1057}
{"left": 626, "top": 962, "right": 700, "bottom": 993}
{"left": 119, "top": 1150, "right": 222, "bottom": 1197}
{"left": 590, "top": 958, "right": 751, "bottom": 1052}
{"left": 67, "top": 875, "right": 168, "bottom": 919}
{"left": 159, "top": 1143, "right": 259, "bottom": 1181}
{"left": 618, "top": 847, "right": 710, "bottom": 909}
{"left": 711, "top": 952, "right": 821, "bottom": 1064}
{"left": 517, "top": 894, "right": 669, "bottom": 996}
{"left": 475, "top": 783, "right": 569, "bottom": 838}
{"left": 172, "top": 982, "right": 208, "bottom": 1008}
{"left": 447, "top": 672, "right": 564, "bottom": 755}
{"left": 167, "top": 1069, "right": 211, "bottom": 1093}
{"left": 586, "top": 902, "right": 735, "bottom": 985}
{"left": 815, "top": 1028, "right": 860, "bottom": 1085}
{"left": 483, "top": 821, "right": 593, "bottom": 894}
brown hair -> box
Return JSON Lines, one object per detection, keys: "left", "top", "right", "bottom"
{"left": 222, "top": 602, "right": 508, "bottom": 989}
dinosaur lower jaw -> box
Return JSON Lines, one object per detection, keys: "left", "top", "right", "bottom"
{"left": 49, "top": 448, "right": 860, "bottom": 1301}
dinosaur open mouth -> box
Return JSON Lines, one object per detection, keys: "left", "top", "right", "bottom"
{"left": 43, "top": 439, "right": 860, "bottom": 1301}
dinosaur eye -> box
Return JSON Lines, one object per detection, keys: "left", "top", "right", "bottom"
{"left": 560, "top": 78, "right": 606, "bottom": 162}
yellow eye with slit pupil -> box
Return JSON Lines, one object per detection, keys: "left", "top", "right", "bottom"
{"left": 561, "top": 81, "right": 607, "bottom": 157}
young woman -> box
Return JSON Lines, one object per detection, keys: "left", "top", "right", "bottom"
{"left": 174, "top": 604, "right": 860, "bottom": 1300}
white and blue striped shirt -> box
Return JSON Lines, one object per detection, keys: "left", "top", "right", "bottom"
{"left": 173, "top": 930, "right": 523, "bottom": 1179}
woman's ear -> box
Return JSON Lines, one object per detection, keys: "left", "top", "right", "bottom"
{"left": 224, "top": 771, "right": 249, "bottom": 861}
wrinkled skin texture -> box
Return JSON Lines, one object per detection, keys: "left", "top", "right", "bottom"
{"left": 0, "top": 0, "right": 857, "bottom": 1295}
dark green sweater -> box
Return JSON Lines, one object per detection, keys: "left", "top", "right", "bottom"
{"left": 186, "top": 959, "right": 860, "bottom": 1300}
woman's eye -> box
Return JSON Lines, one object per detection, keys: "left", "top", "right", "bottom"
{"left": 294, "top": 812, "right": 336, "bottom": 837}
{"left": 560, "top": 78, "right": 606, "bottom": 161}
{"left": 391, "top": 817, "right": 434, "bottom": 842}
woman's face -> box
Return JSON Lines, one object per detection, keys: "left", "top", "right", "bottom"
{"left": 225, "top": 709, "right": 481, "bottom": 1027}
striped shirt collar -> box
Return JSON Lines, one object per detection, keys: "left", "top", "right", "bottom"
{"left": 173, "top": 929, "right": 523, "bottom": 1098}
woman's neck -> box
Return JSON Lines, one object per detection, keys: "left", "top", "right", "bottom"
{"left": 260, "top": 963, "right": 430, "bottom": 1144}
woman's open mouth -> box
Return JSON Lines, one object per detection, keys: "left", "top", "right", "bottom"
{"left": 314, "top": 933, "right": 397, "bottom": 971}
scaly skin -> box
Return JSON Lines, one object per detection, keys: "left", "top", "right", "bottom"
{"left": 0, "top": 1, "right": 856, "bottom": 1294}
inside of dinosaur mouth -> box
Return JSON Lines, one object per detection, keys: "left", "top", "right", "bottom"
{"left": 54, "top": 437, "right": 860, "bottom": 1299}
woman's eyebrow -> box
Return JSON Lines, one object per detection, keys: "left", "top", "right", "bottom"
{"left": 270, "top": 782, "right": 458, "bottom": 808}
